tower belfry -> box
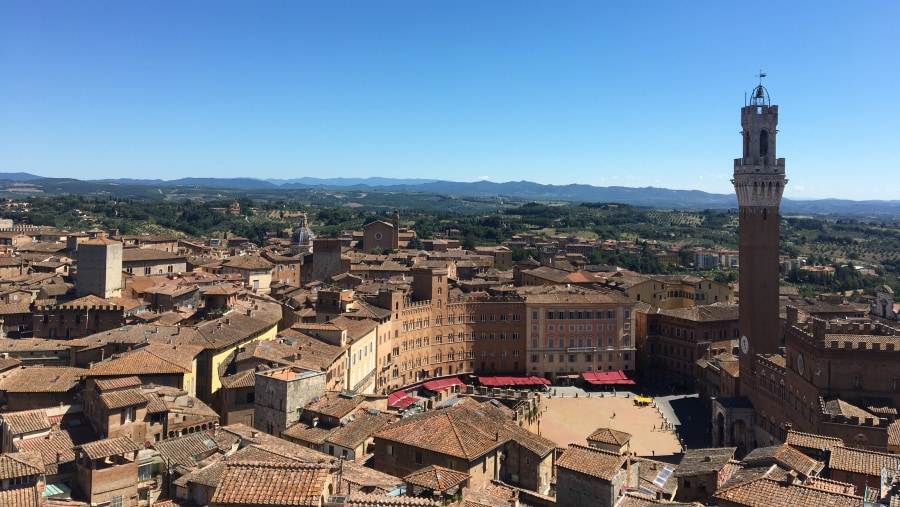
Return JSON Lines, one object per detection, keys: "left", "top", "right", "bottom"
{"left": 733, "top": 72, "right": 787, "bottom": 379}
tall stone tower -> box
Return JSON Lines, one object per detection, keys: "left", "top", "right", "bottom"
{"left": 76, "top": 231, "right": 123, "bottom": 299}
{"left": 732, "top": 75, "right": 787, "bottom": 380}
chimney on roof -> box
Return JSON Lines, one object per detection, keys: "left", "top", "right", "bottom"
{"left": 782, "top": 470, "right": 798, "bottom": 486}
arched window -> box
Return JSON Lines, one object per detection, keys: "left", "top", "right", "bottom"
{"left": 759, "top": 130, "right": 769, "bottom": 156}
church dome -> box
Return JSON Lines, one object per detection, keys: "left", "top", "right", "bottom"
{"left": 291, "top": 214, "right": 314, "bottom": 246}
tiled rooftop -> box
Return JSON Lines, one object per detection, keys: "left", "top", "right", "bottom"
{"left": 0, "top": 366, "right": 84, "bottom": 393}
{"left": 1, "top": 408, "right": 51, "bottom": 435}
{"left": 403, "top": 465, "right": 470, "bottom": 491}
{"left": 587, "top": 427, "right": 631, "bottom": 447}
{"left": 617, "top": 493, "right": 704, "bottom": 507}
{"left": 829, "top": 446, "right": 900, "bottom": 476}
{"left": 15, "top": 429, "right": 82, "bottom": 475}
{"left": 375, "top": 399, "right": 554, "bottom": 461}
{"left": 556, "top": 444, "right": 627, "bottom": 481}
{"left": 326, "top": 411, "right": 395, "bottom": 450}
{"left": 674, "top": 447, "right": 736, "bottom": 476}
{"left": 784, "top": 429, "right": 843, "bottom": 452}
{"left": 100, "top": 387, "right": 150, "bottom": 409}
{"left": 714, "top": 476, "right": 861, "bottom": 507}
{"left": 306, "top": 391, "right": 366, "bottom": 419}
{"left": 78, "top": 436, "right": 141, "bottom": 460}
{"left": 344, "top": 493, "right": 440, "bottom": 507}
{"left": 0, "top": 451, "right": 44, "bottom": 480}
{"left": 0, "top": 485, "right": 47, "bottom": 507}
{"left": 94, "top": 376, "right": 142, "bottom": 390}
{"left": 209, "top": 462, "right": 331, "bottom": 506}
{"left": 153, "top": 430, "right": 240, "bottom": 468}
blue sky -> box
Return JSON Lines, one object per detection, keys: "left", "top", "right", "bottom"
{"left": 2, "top": 1, "right": 897, "bottom": 200}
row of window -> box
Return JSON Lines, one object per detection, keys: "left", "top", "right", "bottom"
{"left": 400, "top": 351, "right": 476, "bottom": 370}
{"left": 532, "top": 352, "right": 631, "bottom": 363}
{"left": 540, "top": 323, "right": 628, "bottom": 332}
{"left": 125, "top": 265, "right": 176, "bottom": 275}
{"left": 403, "top": 313, "right": 525, "bottom": 331}
{"left": 536, "top": 336, "right": 632, "bottom": 348}
{"left": 538, "top": 309, "right": 630, "bottom": 320}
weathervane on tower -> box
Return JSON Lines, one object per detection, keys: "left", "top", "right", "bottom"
{"left": 749, "top": 70, "right": 769, "bottom": 107}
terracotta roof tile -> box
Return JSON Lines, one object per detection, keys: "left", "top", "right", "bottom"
{"left": 890, "top": 420, "right": 900, "bottom": 448}
{"left": 344, "top": 493, "right": 440, "bottom": 507}
{"left": 824, "top": 399, "right": 879, "bottom": 423}
{"left": 802, "top": 476, "right": 857, "bottom": 496}
{"left": 100, "top": 387, "right": 149, "bottom": 409}
{"left": 15, "top": 429, "right": 81, "bottom": 475}
{"left": 153, "top": 430, "right": 241, "bottom": 469}
{"left": 556, "top": 444, "right": 627, "bottom": 481}
{"left": 306, "top": 391, "right": 366, "bottom": 419}
{"left": 587, "top": 427, "right": 631, "bottom": 446}
{"left": 0, "top": 485, "right": 45, "bottom": 507}
{"left": 222, "top": 255, "right": 274, "bottom": 270}
{"left": 403, "top": 465, "right": 469, "bottom": 491}
{"left": 375, "top": 399, "right": 554, "bottom": 461}
{"left": 77, "top": 436, "right": 141, "bottom": 460}
{"left": 282, "top": 422, "right": 337, "bottom": 446}
{"left": 742, "top": 444, "right": 823, "bottom": 477}
{"left": 617, "top": 493, "right": 703, "bottom": 507}
{"left": 1, "top": 408, "right": 51, "bottom": 435}
{"left": 94, "top": 376, "right": 142, "bottom": 390}
{"left": 326, "top": 411, "right": 395, "bottom": 450}
{"left": 0, "top": 366, "right": 84, "bottom": 393}
{"left": 86, "top": 342, "right": 200, "bottom": 377}
{"left": 209, "top": 461, "right": 331, "bottom": 506}
{"left": 674, "top": 447, "right": 736, "bottom": 476}
{"left": 785, "top": 429, "right": 843, "bottom": 452}
{"left": 714, "top": 476, "right": 861, "bottom": 507}
{"left": 635, "top": 457, "right": 679, "bottom": 497}
{"left": 221, "top": 368, "right": 257, "bottom": 389}
{"left": 0, "top": 451, "right": 44, "bottom": 480}
{"left": 829, "top": 446, "right": 900, "bottom": 477}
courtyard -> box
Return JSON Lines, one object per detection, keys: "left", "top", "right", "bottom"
{"left": 538, "top": 389, "right": 684, "bottom": 459}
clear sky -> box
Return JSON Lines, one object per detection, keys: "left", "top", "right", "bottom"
{"left": 2, "top": 1, "right": 897, "bottom": 200}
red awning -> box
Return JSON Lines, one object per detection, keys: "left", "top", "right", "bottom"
{"left": 422, "top": 377, "right": 465, "bottom": 392}
{"left": 581, "top": 370, "right": 636, "bottom": 385}
{"left": 479, "top": 375, "right": 550, "bottom": 387}
{"left": 388, "top": 389, "right": 419, "bottom": 408}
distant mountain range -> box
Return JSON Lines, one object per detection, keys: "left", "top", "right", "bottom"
{"left": 2, "top": 173, "right": 899, "bottom": 216}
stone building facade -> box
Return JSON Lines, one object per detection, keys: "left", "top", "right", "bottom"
{"left": 253, "top": 366, "right": 326, "bottom": 437}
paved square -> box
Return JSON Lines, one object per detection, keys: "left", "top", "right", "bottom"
{"left": 539, "top": 393, "right": 682, "bottom": 457}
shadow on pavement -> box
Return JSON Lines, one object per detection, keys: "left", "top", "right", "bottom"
{"left": 669, "top": 396, "right": 712, "bottom": 450}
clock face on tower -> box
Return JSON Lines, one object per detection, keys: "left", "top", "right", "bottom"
{"left": 797, "top": 354, "right": 805, "bottom": 375}
{"left": 740, "top": 335, "right": 749, "bottom": 354}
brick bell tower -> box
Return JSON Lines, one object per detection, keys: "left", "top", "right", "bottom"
{"left": 733, "top": 73, "right": 787, "bottom": 382}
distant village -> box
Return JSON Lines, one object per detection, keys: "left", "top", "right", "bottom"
{"left": 0, "top": 197, "right": 897, "bottom": 507}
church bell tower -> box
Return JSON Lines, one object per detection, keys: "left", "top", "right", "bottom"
{"left": 732, "top": 74, "right": 787, "bottom": 380}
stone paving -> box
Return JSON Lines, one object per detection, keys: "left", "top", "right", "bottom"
{"left": 538, "top": 388, "right": 684, "bottom": 459}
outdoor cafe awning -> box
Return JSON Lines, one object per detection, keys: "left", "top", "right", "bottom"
{"left": 422, "top": 377, "right": 466, "bottom": 392}
{"left": 478, "top": 375, "right": 551, "bottom": 387}
{"left": 581, "top": 370, "right": 636, "bottom": 386}
{"left": 388, "top": 389, "right": 419, "bottom": 409}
